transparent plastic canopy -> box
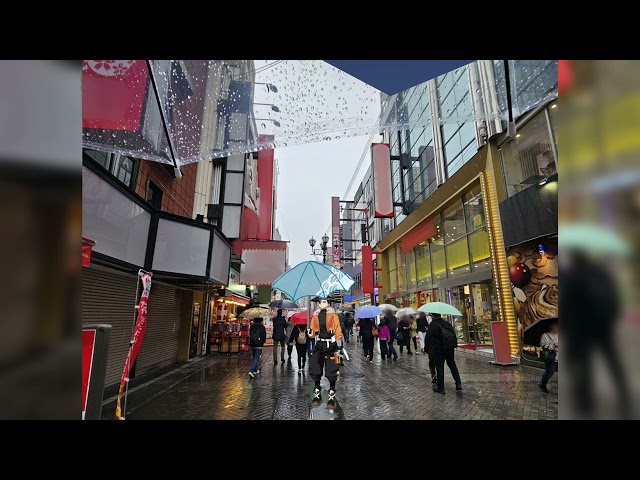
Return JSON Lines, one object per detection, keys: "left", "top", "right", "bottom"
{"left": 82, "top": 60, "right": 557, "bottom": 166}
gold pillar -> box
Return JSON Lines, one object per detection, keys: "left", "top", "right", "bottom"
{"left": 482, "top": 147, "right": 519, "bottom": 355}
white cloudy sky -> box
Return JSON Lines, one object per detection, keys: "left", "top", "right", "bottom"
{"left": 251, "top": 60, "right": 383, "bottom": 268}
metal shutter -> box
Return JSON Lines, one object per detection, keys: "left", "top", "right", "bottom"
{"left": 82, "top": 267, "right": 138, "bottom": 388}
{"left": 135, "top": 283, "right": 182, "bottom": 376}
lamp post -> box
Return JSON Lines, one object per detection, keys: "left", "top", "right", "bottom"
{"left": 255, "top": 119, "right": 281, "bottom": 128}
{"left": 309, "top": 235, "right": 329, "bottom": 263}
{"left": 254, "top": 103, "right": 280, "bottom": 112}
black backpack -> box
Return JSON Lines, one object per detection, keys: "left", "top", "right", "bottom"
{"left": 250, "top": 326, "right": 263, "bottom": 347}
{"left": 438, "top": 321, "right": 458, "bottom": 350}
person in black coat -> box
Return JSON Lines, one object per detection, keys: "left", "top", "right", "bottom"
{"left": 272, "top": 309, "right": 287, "bottom": 365}
{"left": 248, "top": 318, "right": 266, "bottom": 377}
{"left": 427, "top": 313, "right": 462, "bottom": 393}
{"left": 397, "top": 316, "right": 413, "bottom": 354}
{"left": 289, "top": 323, "right": 309, "bottom": 373}
{"left": 383, "top": 309, "right": 398, "bottom": 360}
{"left": 359, "top": 317, "right": 375, "bottom": 364}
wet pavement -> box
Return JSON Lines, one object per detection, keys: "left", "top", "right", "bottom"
{"left": 103, "top": 340, "right": 558, "bottom": 420}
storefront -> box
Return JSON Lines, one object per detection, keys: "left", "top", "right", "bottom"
{"left": 376, "top": 144, "right": 519, "bottom": 353}
{"left": 82, "top": 161, "right": 232, "bottom": 386}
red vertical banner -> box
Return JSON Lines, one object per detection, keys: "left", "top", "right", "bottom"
{"left": 331, "top": 196, "right": 341, "bottom": 269}
{"left": 115, "top": 271, "right": 153, "bottom": 419}
{"left": 371, "top": 143, "right": 394, "bottom": 218}
{"left": 362, "top": 246, "right": 374, "bottom": 294}
{"left": 82, "top": 237, "right": 96, "bottom": 267}
{"left": 558, "top": 60, "right": 572, "bottom": 94}
{"left": 257, "top": 135, "right": 275, "bottom": 240}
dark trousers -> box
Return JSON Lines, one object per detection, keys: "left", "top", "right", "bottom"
{"left": 287, "top": 344, "right": 294, "bottom": 358}
{"left": 412, "top": 336, "right": 418, "bottom": 351}
{"left": 540, "top": 354, "right": 558, "bottom": 387}
{"left": 309, "top": 340, "right": 339, "bottom": 383}
{"left": 273, "top": 339, "right": 286, "bottom": 362}
{"left": 362, "top": 336, "right": 374, "bottom": 360}
{"left": 435, "top": 348, "right": 461, "bottom": 390}
{"left": 344, "top": 328, "right": 351, "bottom": 342}
{"left": 295, "top": 343, "right": 308, "bottom": 369}
{"left": 380, "top": 339, "right": 389, "bottom": 359}
{"left": 388, "top": 337, "right": 398, "bottom": 358}
{"left": 399, "top": 337, "right": 411, "bottom": 353}
{"left": 307, "top": 337, "right": 316, "bottom": 358}
{"left": 425, "top": 347, "right": 436, "bottom": 378}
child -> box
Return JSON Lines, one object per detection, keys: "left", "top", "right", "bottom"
{"left": 378, "top": 319, "right": 391, "bottom": 360}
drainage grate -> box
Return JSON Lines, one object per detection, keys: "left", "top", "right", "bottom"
{"left": 272, "top": 396, "right": 311, "bottom": 420}
{"left": 339, "top": 372, "right": 365, "bottom": 378}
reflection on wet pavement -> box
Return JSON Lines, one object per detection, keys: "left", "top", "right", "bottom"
{"left": 107, "top": 342, "right": 557, "bottom": 420}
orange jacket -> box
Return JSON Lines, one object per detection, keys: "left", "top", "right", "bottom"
{"left": 309, "top": 312, "right": 343, "bottom": 341}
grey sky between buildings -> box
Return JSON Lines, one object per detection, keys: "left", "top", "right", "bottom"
{"left": 274, "top": 134, "right": 377, "bottom": 267}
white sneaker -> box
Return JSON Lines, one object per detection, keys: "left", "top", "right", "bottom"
{"left": 298, "top": 369, "right": 302, "bottom": 375}
{"left": 248, "top": 372, "right": 255, "bottom": 378}
{"left": 256, "top": 370, "right": 260, "bottom": 374}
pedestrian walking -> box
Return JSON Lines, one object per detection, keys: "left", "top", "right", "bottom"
{"left": 355, "top": 320, "right": 361, "bottom": 343}
{"left": 410, "top": 316, "right": 419, "bottom": 354}
{"left": 289, "top": 322, "right": 309, "bottom": 374}
{"left": 285, "top": 317, "right": 296, "bottom": 362}
{"left": 416, "top": 312, "right": 428, "bottom": 353}
{"left": 423, "top": 320, "right": 437, "bottom": 383}
{"left": 309, "top": 300, "right": 343, "bottom": 408}
{"left": 359, "top": 317, "right": 376, "bottom": 364}
{"left": 272, "top": 309, "right": 287, "bottom": 365}
{"left": 538, "top": 321, "right": 559, "bottom": 393}
{"left": 307, "top": 326, "right": 316, "bottom": 359}
{"left": 427, "top": 313, "right": 462, "bottom": 394}
{"left": 344, "top": 313, "right": 354, "bottom": 343}
{"left": 383, "top": 309, "right": 398, "bottom": 360}
{"left": 397, "top": 315, "right": 413, "bottom": 354}
{"left": 378, "top": 318, "right": 391, "bottom": 360}
{"left": 248, "top": 317, "right": 267, "bottom": 378}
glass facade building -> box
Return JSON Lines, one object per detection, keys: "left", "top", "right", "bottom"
{"left": 383, "top": 60, "right": 558, "bottom": 233}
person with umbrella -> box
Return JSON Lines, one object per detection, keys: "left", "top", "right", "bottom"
{"left": 309, "top": 299, "right": 343, "bottom": 408}
{"left": 288, "top": 320, "right": 309, "bottom": 374}
{"left": 344, "top": 311, "right": 355, "bottom": 343}
{"left": 272, "top": 309, "right": 288, "bottom": 365}
{"left": 382, "top": 308, "right": 399, "bottom": 360}
{"left": 427, "top": 312, "right": 462, "bottom": 394}
{"left": 538, "top": 321, "right": 559, "bottom": 393}
{"left": 247, "top": 317, "right": 267, "bottom": 378}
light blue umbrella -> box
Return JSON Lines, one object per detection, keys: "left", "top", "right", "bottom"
{"left": 355, "top": 305, "right": 382, "bottom": 318}
{"left": 417, "top": 302, "right": 462, "bottom": 316}
{"left": 558, "top": 222, "right": 631, "bottom": 256}
{"left": 272, "top": 261, "right": 355, "bottom": 301}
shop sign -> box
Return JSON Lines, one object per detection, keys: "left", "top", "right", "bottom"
{"left": 228, "top": 268, "right": 247, "bottom": 295}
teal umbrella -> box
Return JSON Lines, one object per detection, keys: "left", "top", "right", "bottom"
{"left": 558, "top": 222, "right": 631, "bottom": 255}
{"left": 417, "top": 302, "right": 462, "bottom": 316}
{"left": 272, "top": 261, "right": 355, "bottom": 301}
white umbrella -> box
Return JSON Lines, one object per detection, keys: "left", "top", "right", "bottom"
{"left": 377, "top": 304, "right": 398, "bottom": 312}
{"left": 397, "top": 307, "right": 417, "bottom": 317}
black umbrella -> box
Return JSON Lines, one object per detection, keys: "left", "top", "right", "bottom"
{"left": 269, "top": 299, "right": 299, "bottom": 309}
{"left": 523, "top": 317, "right": 558, "bottom": 347}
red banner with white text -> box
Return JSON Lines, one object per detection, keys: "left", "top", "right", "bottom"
{"left": 115, "top": 271, "right": 152, "bottom": 419}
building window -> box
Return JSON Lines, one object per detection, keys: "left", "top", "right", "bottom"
{"left": 442, "top": 198, "right": 466, "bottom": 244}
{"left": 147, "top": 181, "right": 163, "bottom": 210}
{"left": 83, "top": 149, "right": 138, "bottom": 189}
{"left": 469, "top": 228, "right": 491, "bottom": 271}
{"left": 446, "top": 237, "right": 470, "bottom": 277}
{"left": 499, "top": 110, "right": 556, "bottom": 197}
{"left": 463, "top": 184, "right": 485, "bottom": 232}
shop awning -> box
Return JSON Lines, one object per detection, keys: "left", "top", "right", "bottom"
{"left": 224, "top": 292, "right": 250, "bottom": 306}
{"left": 402, "top": 217, "right": 436, "bottom": 253}
{"left": 236, "top": 240, "right": 287, "bottom": 286}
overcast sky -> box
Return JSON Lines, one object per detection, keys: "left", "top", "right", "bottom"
{"left": 274, "top": 134, "right": 376, "bottom": 267}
